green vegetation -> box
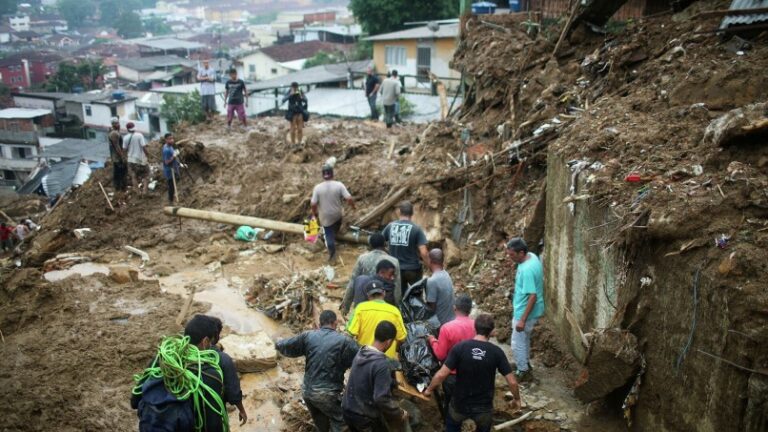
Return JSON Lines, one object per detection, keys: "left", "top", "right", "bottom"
{"left": 350, "top": 40, "right": 373, "bottom": 61}
{"left": 303, "top": 51, "right": 343, "bottom": 69}
{"left": 248, "top": 11, "right": 278, "bottom": 25}
{"left": 144, "top": 17, "right": 172, "bottom": 36}
{"left": 46, "top": 60, "right": 107, "bottom": 92}
{"left": 161, "top": 91, "right": 206, "bottom": 130}
{"left": 115, "top": 11, "right": 145, "bottom": 38}
{"left": 57, "top": 0, "right": 96, "bottom": 27}
{"left": 0, "top": 0, "right": 16, "bottom": 15}
{"left": 349, "top": 0, "right": 458, "bottom": 35}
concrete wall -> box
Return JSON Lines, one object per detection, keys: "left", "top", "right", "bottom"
{"left": 13, "top": 96, "right": 57, "bottom": 112}
{"left": 240, "top": 52, "right": 291, "bottom": 81}
{"left": 544, "top": 152, "right": 620, "bottom": 362}
{"left": 372, "top": 38, "right": 460, "bottom": 90}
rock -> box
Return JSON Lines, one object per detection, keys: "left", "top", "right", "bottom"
{"left": 219, "top": 332, "right": 277, "bottom": 373}
{"left": 153, "top": 265, "right": 173, "bottom": 276}
{"left": 574, "top": 329, "right": 641, "bottom": 402}
{"left": 443, "top": 238, "right": 462, "bottom": 267}
{"left": 220, "top": 247, "right": 239, "bottom": 264}
{"left": 263, "top": 244, "right": 286, "bottom": 254}
{"left": 110, "top": 266, "right": 139, "bottom": 284}
{"left": 282, "top": 193, "right": 300, "bottom": 204}
{"left": 543, "top": 412, "right": 557, "bottom": 421}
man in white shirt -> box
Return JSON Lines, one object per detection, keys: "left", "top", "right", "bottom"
{"left": 123, "top": 122, "right": 149, "bottom": 195}
{"left": 379, "top": 70, "right": 401, "bottom": 129}
{"left": 197, "top": 60, "right": 217, "bottom": 122}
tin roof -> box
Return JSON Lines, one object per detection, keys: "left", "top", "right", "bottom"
{"left": 721, "top": 0, "right": 768, "bottom": 29}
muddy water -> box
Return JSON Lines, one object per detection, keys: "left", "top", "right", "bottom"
{"left": 43, "top": 262, "right": 110, "bottom": 281}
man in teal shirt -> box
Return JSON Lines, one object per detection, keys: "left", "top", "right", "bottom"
{"left": 506, "top": 237, "right": 544, "bottom": 381}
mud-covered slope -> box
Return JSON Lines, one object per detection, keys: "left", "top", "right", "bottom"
{"left": 451, "top": 3, "right": 768, "bottom": 431}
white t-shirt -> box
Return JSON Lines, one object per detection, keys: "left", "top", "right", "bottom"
{"left": 123, "top": 132, "right": 147, "bottom": 165}
{"left": 198, "top": 67, "right": 216, "bottom": 96}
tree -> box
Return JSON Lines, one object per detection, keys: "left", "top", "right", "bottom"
{"left": 46, "top": 62, "right": 82, "bottom": 92}
{"left": 99, "top": 0, "right": 142, "bottom": 26}
{"left": 76, "top": 60, "right": 107, "bottom": 90}
{"left": 0, "top": 0, "right": 16, "bottom": 15}
{"left": 115, "top": 11, "right": 145, "bottom": 39}
{"left": 349, "top": 0, "right": 458, "bottom": 35}
{"left": 144, "top": 17, "right": 172, "bottom": 36}
{"left": 57, "top": 0, "right": 96, "bottom": 28}
{"left": 161, "top": 91, "right": 205, "bottom": 130}
{"left": 303, "top": 51, "right": 342, "bottom": 69}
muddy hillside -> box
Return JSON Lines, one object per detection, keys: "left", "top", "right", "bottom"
{"left": 1, "top": 1, "right": 767, "bottom": 431}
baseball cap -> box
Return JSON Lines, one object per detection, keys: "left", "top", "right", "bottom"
{"left": 322, "top": 164, "right": 333, "bottom": 180}
{"left": 126, "top": 122, "right": 135, "bottom": 131}
{"left": 365, "top": 279, "right": 385, "bottom": 296}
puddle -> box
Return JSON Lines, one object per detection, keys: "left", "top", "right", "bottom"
{"left": 159, "top": 269, "right": 288, "bottom": 339}
{"left": 44, "top": 263, "right": 110, "bottom": 282}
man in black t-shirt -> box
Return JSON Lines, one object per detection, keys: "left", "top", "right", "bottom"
{"left": 364, "top": 67, "right": 381, "bottom": 120}
{"left": 382, "top": 200, "right": 429, "bottom": 290}
{"left": 424, "top": 314, "right": 521, "bottom": 432}
{"left": 225, "top": 69, "right": 248, "bottom": 129}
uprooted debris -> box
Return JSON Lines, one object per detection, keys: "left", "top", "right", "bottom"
{"left": 246, "top": 269, "right": 331, "bottom": 331}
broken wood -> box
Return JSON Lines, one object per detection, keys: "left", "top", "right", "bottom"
{"left": 552, "top": 0, "right": 581, "bottom": 58}
{"left": 493, "top": 411, "right": 534, "bottom": 430}
{"left": 175, "top": 285, "right": 197, "bottom": 326}
{"left": 164, "top": 207, "right": 368, "bottom": 244}
{"left": 352, "top": 186, "right": 410, "bottom": 228}
{"left": 387, "top": 137, "right": 396, "bottom": 159}
{"left": 98, "top": 182, "right": 115, "bottom": 212}
{"left": 395, "top": 371, "right": 431, "bottom": 402}
{"left": 0, "top": 210, "right": 15, "bottom": 225}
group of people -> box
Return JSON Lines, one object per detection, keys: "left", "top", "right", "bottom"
{"left": 365, "top": 67, "right": 403, "bottom": 128}
{"left": 197, "top": 60, "right": 309, "bottom": 145}
{"left": 107, "top": 121, "right": 182, "bottom": 204}
{"left": 107, "top": 118, "right": 149, "bottom": 194}
{"left": 0, "top": 218, "right": 37, "bottom": 253}
{"left": 303, "top": 162, "right": 546, "bottom": 431}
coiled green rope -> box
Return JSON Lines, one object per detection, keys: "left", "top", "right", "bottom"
{"left": 132, "top": 335, "right": 229, "bottom": 432}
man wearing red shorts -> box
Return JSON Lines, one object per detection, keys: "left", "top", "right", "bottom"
{"left": 224, "top": 69, "right": 247, "bottom": 130}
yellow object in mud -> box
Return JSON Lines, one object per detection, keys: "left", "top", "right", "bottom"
{"left": 304, "top": 216, "right": 320, "bottom": 243}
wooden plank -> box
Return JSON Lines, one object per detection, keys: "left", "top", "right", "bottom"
{"left": 395, "top": 371, "right": 431, "bottom": 402}
{"left": 352, "top": 186, "right": 409, "bottom": 228}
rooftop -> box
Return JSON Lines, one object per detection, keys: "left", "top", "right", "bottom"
{"left": 365, "top": 22, "right": 460, "bottom": 41}
{"left": 250, "top": 59, "right": 373, "bottom": 91}
{"left": 116, "top": 55, "right": 196, "bottom": 72}
{"left": 12, "top": 91, "right": 71, "bottom": 100}
{"left": 257, "top": 40, "right": 348, "bottom": 63}
{"left": 132, "top": 37, "right": 207, "bottom": 51}
{"left": 0, "top": 108, "right": 52, "bottom": 119}
{"left": 720, "top": 0, "right": 768, "bottom": 29}
{"left": 297, "top": 24, "right": 362, "bottom": 37}
{"left": 63, "top": 90, "right": 137, "bottom": 105}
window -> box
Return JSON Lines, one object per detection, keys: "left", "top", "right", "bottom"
{"left": 85, "top": 105, "right": 92, "bottom": 116}
{"left": 385, "top": 46, "right": 407, "bottom": 66}
{"left": 87, "top": 130, "right": 96, "bottom": 139}
{"left": 11, "top": 146, "right": 29, "bottom": 159}
{"left": 249, "top": 64, "right": 255, "bottom": 73}
{"left": 270, "top": 68, "right": 278, "bottom": 75}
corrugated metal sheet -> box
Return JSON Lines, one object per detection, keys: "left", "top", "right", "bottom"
{"left": 721, "top": 0, "right": 768, "bottom": 29}
{"left": 17, "top": 158, "right": 79, "bottom": 197}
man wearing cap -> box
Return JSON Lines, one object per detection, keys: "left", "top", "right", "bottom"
{"left": 382, "top": 201, "right": 429, "bottom": 289}
{"left": 123, "top": 122, "right": 149, "bottom": 195}
{"left": 341, "top": 232, "right": 401, "bottom": 315}
{"left": 197, "top": 59, "right": 217, "bottom": 122}
{"left": 310, "top": 165, "right": 355, "bottom": 263}
{"left": 108, "top": 117, "right": 127, "bottom": 191}
{"left": 347, "top": 279, "right": 406, "bottom": 359}
{"left": 506, "top": 237, "right": 544, "bottom": 381}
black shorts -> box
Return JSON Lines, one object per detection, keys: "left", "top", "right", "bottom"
{"left": 201, "top": 94, "right": 216, "bottom": 112}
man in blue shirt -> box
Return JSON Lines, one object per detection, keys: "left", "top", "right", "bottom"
{"left": 506, "top": 237, "right": 544, "bottom": 381}
{"left": 161, "top": 133, "right": 180, "bottom": 204}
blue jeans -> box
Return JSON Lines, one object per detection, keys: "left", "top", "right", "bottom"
{"left": 367, "top": 94, "right": 378, "bottom": 120}
{"left": 511, "top": 317, "right": 538, "bottom": 372}
{"left": 323, "top": 219, "right": 342, "bottom": 259}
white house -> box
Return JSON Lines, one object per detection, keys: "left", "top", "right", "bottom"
{"left": 0, "top": 108, "right": 54, "bottom": 186}
{"left": 9, "top": 15, "right": 30, "bottom": 32}
{"left": 0, "top": 25, "right": 11, "bottom": 43}
{"left": 116, "top": 55, "right": 196, "bottom": 84}
{"left": 63, "top": 91, "right": 147, "bottom": 141}
{"left": 236, "top": 40, "right": 345, "bottom": 81}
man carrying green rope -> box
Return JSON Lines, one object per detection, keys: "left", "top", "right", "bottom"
{"left": 131, "top": 315, "right": 247, "bottom": 431}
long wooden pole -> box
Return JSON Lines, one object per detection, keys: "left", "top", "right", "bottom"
{"left": 163, "top": 207, "right": 369, "bottom": 244}
{"left": 98, "top": 182, "right": 115, "bottom": 211}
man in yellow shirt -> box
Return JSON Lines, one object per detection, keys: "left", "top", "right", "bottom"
{"left": 347, "top": 279, "right": 407, "bottom": 359}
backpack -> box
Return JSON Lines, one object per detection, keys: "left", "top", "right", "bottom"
{"left": 137, "top": 377, "right": 195, "bottom": 432}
